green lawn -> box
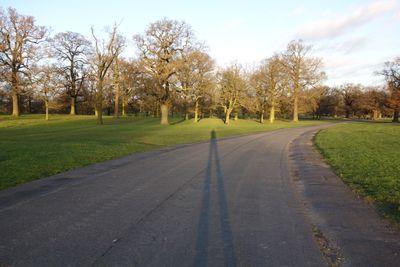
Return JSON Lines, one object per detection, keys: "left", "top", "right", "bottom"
{"left": 0, "top": 114, "right": 325, "bottom": 190}
{"left": 315, "top": 122, "right": 400, "bottom": 221}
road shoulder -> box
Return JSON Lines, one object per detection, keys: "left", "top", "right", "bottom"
{"left": 289, "top": 128, "right": 400, "bottom": 266}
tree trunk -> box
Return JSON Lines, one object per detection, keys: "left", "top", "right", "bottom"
{"left": 96, "top": 98, "right": 103, "bottom": 125}
{"left": 194, "top": 100, "right": 199, "bottom": 123}
{"left": 160, "top": 102, "right": 169, "bottom": 125}
{"left": 234, "top": 112, "right": 238, "bottom": 121}
{"left": 11, "top": 71, "right": 20, "bottom": 116}
{"left": 96, "top": 79, "right": 103, "bottom": 125}
{"left": 269, "top": 105, "right": 275, "bottom": 123}
{"left": 121, "top": 96, "right": 126, "bottom": 116}
{"left": 114, "top": 59, "right": 120, "bottom": 118}
{"left": 260, "top": 112, "right": 264, "bottom": 123}
{"left": 185, "top": 113, "right": 189, "bottom": 120}
{"left": 11, "top": 91, "right": 19, "bottom": 116}
{"left": 293, "top": 94, "right": 299, "bottom": 122}
{"left": 70, "top": 97, "right": 76, "bottom": 115}
{"left": 225, "top": 109, "right": 232, "bottom": 125}
{"left": 45, "top": 99, "right": 49, "bottom": 121}
{"left": 393, "top": 108, "right": 399, "bottom": 123}
{"left": 372, "top": 109, "right": 378, "bottom": 121}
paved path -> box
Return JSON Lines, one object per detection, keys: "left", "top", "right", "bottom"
{"left": 0, "top": 125, "right": 399, "bottom": 266}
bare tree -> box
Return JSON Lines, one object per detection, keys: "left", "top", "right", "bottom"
{"left": 33, "top": 65, "right": 60, "bottom": 120}
{"left": 134, "top": 18, "right": 194, "bottom": 125}
{"left": 178, "top": 49, "right": 215, "bottom": 122}
{"left": 380, "top": 58, "right": 400, "bottom": 122}
{"left": 52, "top": 31, "right": 91, "bottom": 115}
{"left": 112, "top": 35, "right": 125, "bottom": 118}
{"left": 341, "top": 83, "right": 363, "bottom": 118}
{"left": 282, "top": 40, "right": 325, "bottom": 122}
{"left": 0, "top": 7, "right": 47, "bottom": 116}
{"left": 251, "top": 55, "right": 284, "bottom": 123}
{"left": 91, "top": 24, "right": 123, "bottom": 124}
{"left": 218, "top": 64, "right": 247, "bottom": 125}
{"left": 118, "top": 59, "right": 141, "bottom": 116}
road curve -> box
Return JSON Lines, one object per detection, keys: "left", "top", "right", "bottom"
{"left": 0, "top": 125, "right": 399, "bottom": 266}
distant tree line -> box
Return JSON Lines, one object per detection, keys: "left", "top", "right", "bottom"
{"left": 0, "top": 7, "right": 399, "bottom": 124}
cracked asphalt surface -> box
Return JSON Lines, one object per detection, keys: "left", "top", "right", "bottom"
{"left": 0, "top": 125, "right": 399, "bottom": 266}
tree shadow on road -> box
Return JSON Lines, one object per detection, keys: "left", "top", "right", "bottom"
{"left": 194, "top": 130, "right": 237, "bottom": 267}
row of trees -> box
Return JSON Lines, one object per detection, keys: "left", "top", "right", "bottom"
{"left": 1, "top": 7, "right": 399, "bottom": 124}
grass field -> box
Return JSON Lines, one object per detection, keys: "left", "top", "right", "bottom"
{"left": 0, "top": 114, "right": 325, "bottom": 190}
{"left": 315, "top": 122, "right": 400, "bottom": 221}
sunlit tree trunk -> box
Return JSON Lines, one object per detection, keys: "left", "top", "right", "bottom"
{"left": 225, "top": 108, "right": 232, "bottom": 125}
{"left": 121, "top": 96, "right": 126, "bottom": 116}
{"left": 372, "top": 110, "right": 378, "bottom": 120}
{"left": 194, "top": 100, "right": 199, "bottom": 123}
{"left": 293, "top": 88, "right": 299, "bottom": 122}
{"left": 11, "top": 71, "right": 20, "bottom": 116}
{"left": 70, "top": 97, "right": 76, "bottom": 115}
{"left": 114, "top": 59, "right": 120, "bottom": 118}
{"left": 269, "top": 105, "right": 275, "bottom": 123}
{"left": 160, "top": 102, "right": 169, "bottom": 125}
{"left": 234, "top": 112, "right": 238, "bottom": 121}
{"left": 260, "top": 112, "right": 264, "bottom": 123}
{"left": 45, "top": 99, "right": 49, "bottom": 121}
{"left": 185, "top": 113, "right": 189, "bottom": 120}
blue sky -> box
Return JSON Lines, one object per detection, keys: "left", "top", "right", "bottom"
{"left": 1, "top": 0, "right": 399, "bottom": 86}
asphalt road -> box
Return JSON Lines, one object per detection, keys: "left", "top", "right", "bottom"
{"left": 0, "top": 125, "right": 399, "bottom": 266}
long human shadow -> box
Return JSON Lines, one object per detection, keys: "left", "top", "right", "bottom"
{"left": 194, "top": 130, "right": 237, "bottom": 267}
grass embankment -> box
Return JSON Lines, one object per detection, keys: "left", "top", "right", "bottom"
{"left": 0, "top": 114, "right": 325, "bottom": 189}
{"left": 315, "top": 122, "right": 400, "bottom": 221}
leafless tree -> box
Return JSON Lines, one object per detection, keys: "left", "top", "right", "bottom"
{"left": 52, "top": 31, "right": 91, "bottom": 115}
{"left": 33, "top": 65, "right": 61, "bottom": 120}
{"left": 282, "top": 40, "right": 325, "bottom": 122}
{"left": 0, "top": 7, "right": 47, "bottom": 116}
{"left": 91, "top": 24, "right": 123, "bottom": 124}
{"left": 251, "top": 55, "right": 284, "bottom": 123}
{"left": 380, "top": 58, "right": 400, "bottom": 122}
{"left": 134, "top": 18, "right": 194, "bottom": 124}
{"left": 218, "top": 64, "right": 247, "bottom": 125}
{"left": 178, "top": 49, "right": 215, "bottom": 122}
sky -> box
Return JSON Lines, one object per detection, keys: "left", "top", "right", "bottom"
{"left": 1, "top": 0, "right": 399, "bottom": 86}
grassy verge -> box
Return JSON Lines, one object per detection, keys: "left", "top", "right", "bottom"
{"left": 315, "top": 122, "right": 400, "bottom": 221}
{"left": 0, "top": 114, "right": 325, "bottom": 189}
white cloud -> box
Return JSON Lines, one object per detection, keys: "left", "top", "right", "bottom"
{"left": 315, "top": 37, "right": 369, "bottom": 55}
{"left": 290, "top": 6, "right": 306, "bottom": 16}
{"left": 296, "top": 0, "right": 396, "bottom": 40}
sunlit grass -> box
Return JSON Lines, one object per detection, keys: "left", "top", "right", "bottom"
{"left": 0, "top": 114, "right": 326, "bottom": 189}
{"left": 315, "top": 122, "right": 400, "bottom": 221}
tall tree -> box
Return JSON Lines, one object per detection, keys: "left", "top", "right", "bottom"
{"left": 134, "top": 18, "right": 194, "bottom": 125}
{"left": 112, "top": 36, "right": 125, "bottom": 117}
{"left": 218, "top": 64, "right": 247, "bottom": 125}
{"left": 91, "top": 25, "right": 123, "bottom": 125}
{"left": 380, "top": 58, "right": 400, "bottom": 122}
{"left": 0, "top": 7, "right": 46, "bottom": 116}
{"left": 33, "top": 65, "right": 60, "bottom": 120}
{"left": 52, "top": 31, "right": 90, "bottom": 115}
{"left": 119, "top": 59, "right": 141, "bottom": 116}
{"left": 282, "top": 40, "right": 325, "bottom": 122}
{"left": 251, "top": 55, "right": 284, "bottom": 123}
{"left": 341, "top": 83, "right": 363, "bottom": 118}
{"left": 178, "top": 49, "right": 214, "bottom": 122}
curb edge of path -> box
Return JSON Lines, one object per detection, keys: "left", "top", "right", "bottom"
{"left": 288, "top": 127, "right": 400, "bottom": 267}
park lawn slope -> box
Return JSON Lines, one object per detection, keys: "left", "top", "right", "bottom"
{"left": 315, "top": 122, "right": 400, "bottom": 221}
{"left": 0, "top": 115, "right": 325, "bottom": 189}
